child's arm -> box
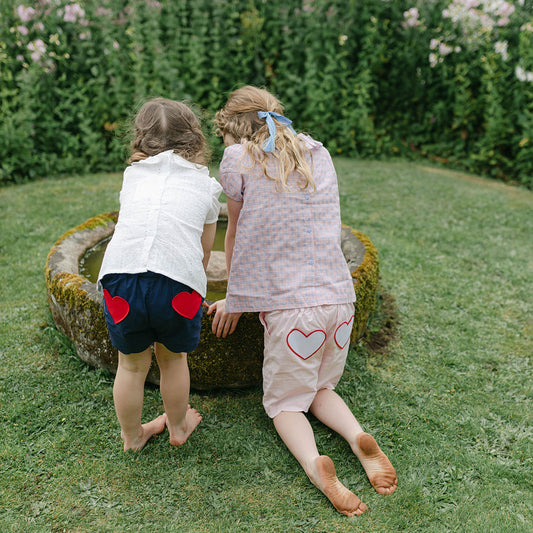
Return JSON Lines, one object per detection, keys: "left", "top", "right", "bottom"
{"left": 207, "top": 197, "right": 243, "bottom": 337}
{"left": 201, "top": 222, "right": 217, "bottom": 272}
{"left": 224, "top": 197, "right": 242, "bottom": 274}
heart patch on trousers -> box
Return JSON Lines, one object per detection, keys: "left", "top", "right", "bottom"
{"left": 286, "top": 329, "right": 327, "bottom": 360}
{"left": 103, "top": 289, "right": 130, "bottom": 324}
{"left": 334, "top": 315, "right": 354, "bottom": 349}
{"left": 172, "top": 290, "right": 202, "bottom": 319}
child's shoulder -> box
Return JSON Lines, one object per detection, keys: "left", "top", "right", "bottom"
{"left": 298, "top": 133, "right": 323, "bottom": 150}
{"left": 221, "top": 143, "right": 250, "bottom": 168}
{"left": 223, "top": 143, "right": 246, "bottom": 157}
{"left": 298, "top": 134, "right": 334, "bottom": 166}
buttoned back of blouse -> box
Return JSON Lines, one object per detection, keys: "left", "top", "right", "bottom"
{"left": 218, "top": 134, "right": 355, "bottom": 313}
{"left": 98, "top": 150, "right": 222, "bottom": 298}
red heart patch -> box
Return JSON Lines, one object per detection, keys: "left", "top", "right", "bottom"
{"left": 103, "top": 289, "right": 130, "bottom": 324}
{"left": 286, "top": 329, "right": 327, "bottom": 360}
{"left": 334, "top": 315, "right": 355, "bottom": 349}
{"left": 172, "top": 290, "right": 202, "bottom": 319}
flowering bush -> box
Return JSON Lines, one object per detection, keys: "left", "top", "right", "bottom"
{"left": 397, "top": 0, "right": 532, "bottom": 184}
{"left": 0, "top": 0, "right": 132, "bottom": 181}
{"left": 0, "top": 0, "right": 531, "bottom": 187}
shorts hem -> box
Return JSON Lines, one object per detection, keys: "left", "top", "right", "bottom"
{"left": 156, "top": 339, "right": 200, "bottom": 354}
{"left": 264, "top": 405, "right": 310, "bottom": 419}
{"left": 263, "top": 385, "right": 337, "bottom": 419}
{"left": 112, "top": 342, "right": 152, "bottom": 355}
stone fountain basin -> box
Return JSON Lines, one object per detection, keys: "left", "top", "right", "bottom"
{"left": 45, "top": 208, "right": 379, "bottom": 389}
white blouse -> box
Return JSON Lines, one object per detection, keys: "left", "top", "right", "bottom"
{"left": 98, "top": 150, "right": 222, "bottom": 297}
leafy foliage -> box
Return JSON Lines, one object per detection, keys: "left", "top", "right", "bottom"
{"left": 1, "top": 0, "right": 532, "bottom": 187}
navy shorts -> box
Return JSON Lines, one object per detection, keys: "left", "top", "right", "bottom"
{"left": 101, "top": 272, "right": 203, "bottom": 355}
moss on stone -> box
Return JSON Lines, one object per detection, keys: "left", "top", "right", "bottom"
{"left": 45, "top": 213, "right": 122, "bottom": 377}
{"left": 189, "top": 311, "right": 264, "bottom": 389}
{"left": 349, "top": 228, "right": 380, "bottom": 342}
{"left": 62, "top": 212, "right": 118, "bottom": 241}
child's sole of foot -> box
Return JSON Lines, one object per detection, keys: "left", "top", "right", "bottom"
{"left": 168, "top": 406, "right": 202, "bottom": 446}
{"left": 122, "top": 413, "right": 167, "bottom": 452}
{"left": 314, "top": 456, "right": 368, "bottom": 517}
{"left": 354, "top": 432, "right": 398, "bottom": 495}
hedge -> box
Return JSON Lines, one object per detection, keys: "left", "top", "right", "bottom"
{"left": 1, "top": 0, "right": 532, "bottom": 188}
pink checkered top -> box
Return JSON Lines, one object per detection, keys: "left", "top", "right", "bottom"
{"left": 219, "top": 134, "right": 355, "bottom": 313}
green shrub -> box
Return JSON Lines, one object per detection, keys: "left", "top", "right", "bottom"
{"left": 0, "top": 0, "right": 532, "bottom": 188}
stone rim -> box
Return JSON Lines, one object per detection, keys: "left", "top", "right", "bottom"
{"left": 45, "top": 210, "right": 379, "bottom": 389}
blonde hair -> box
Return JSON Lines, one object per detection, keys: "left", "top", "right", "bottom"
{"left": 129, "top": 97, "right": 209, "bottom": 166}
{"left": 214, "top": 86, "right": 315, "bottom": 191}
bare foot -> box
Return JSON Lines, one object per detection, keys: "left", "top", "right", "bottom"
{"left": 122, "top": 414, "right": 167, "bottom": 452}
{"left": 311, "top": 456, "right": 368, "bottom": 517}
{"left": 353, "top": 432, "right": 398, "bottom": 495}
{"left": 168, "top": 406, "right": 202, "bottom": 446}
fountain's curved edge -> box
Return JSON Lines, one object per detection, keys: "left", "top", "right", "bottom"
{"left": 45, "top": 212, "right": 379, "bottom": 389}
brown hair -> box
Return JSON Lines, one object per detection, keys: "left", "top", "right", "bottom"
{"left": 214, "top": 86, "right": 314, "bottom": 191}
{"left": 129, "top": 97, "right": 209, "bottom": 166}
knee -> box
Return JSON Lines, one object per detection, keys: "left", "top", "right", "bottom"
{"left": 154, "top": 344, "right": 186, "bottom": 368}
{"left": 117, "top": 349, "right": 153, "bottom": 374}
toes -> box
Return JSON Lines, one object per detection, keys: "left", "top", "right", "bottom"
{"left": 355, "top": 432, "right": 398, "bottom": 494}
{"left": 372, "top": 476, "right": 398, "bottom": 495}
{"left": 347, "top": 500, "right": 368, "bottom": 517}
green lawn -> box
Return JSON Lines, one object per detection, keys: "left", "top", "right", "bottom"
{"left": 0, "top": 160, "right": 531, "bottom": 532}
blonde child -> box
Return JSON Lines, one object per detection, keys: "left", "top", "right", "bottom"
{"left": 98, "top": 97, "right": 222, "bottom": 451}
{"left": 208, "top": 86, "right": 397, "bottom": 516}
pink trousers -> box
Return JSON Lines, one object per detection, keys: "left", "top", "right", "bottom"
{"left": 260, "top": 303, "right": 355, "bottom": 418}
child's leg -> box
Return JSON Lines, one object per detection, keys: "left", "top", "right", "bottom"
{"left": 273, "top": 411, "right": 367, "bottom": 517}
{"left": 310, "top": 389, "right": 398, "bottom": 495}
{"left": 113, "top": 349, "right": 167, "bottom": 452}
{"left": 154, "top": 343, "right": 202, "bottom": 445}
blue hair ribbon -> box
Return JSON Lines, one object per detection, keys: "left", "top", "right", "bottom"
{"left": 258, "top": 111, "right": 296, "bottom": 152}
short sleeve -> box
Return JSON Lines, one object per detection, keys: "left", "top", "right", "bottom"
{"left": 205, "top": 178, "right": 223, "bottom": 224}
{"left": 218, "top": 145, "right": 245, "bottom": 202}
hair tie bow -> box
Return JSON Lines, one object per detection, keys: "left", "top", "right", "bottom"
{"left": 258, "top": 111, "right": 296, "bottom": 152}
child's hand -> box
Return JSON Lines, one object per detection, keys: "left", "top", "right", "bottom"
{"left": 206, "top": 299, "right": 242, "bottom": 338}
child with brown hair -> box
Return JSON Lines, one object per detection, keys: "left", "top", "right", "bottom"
{"left": 98, "top": 97, "right": 222, "bottom": 451}
{"left": 208, "top": 86, "right": 397, "bottom": 516}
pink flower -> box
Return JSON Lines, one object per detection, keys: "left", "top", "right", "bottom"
{"left": 96, "top": 7, "right": 113, "bottom": 17}
{"left": 496, "top": 2, "right": 515, "bottom": 18}
{"left": 16, "top": 5, "right": 36, "bottom": 23}
{"left": 439, "top": 43, "right": 453, "bottom": 56}
{"left": 28, "top": 39, "right": 46, "bottom": 62}
{"left": 63, "top": 3, "right": 85, "bottom": 23}
{"left": 302, "top": 0, "right": 314, "bottom": 12}
{"left": 17, "top": 25, "right": 29, "bottom": 36}
{"left": 402, "top": 7, "right": 421, "bottom": 28}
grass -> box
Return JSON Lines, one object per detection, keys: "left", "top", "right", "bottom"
{"left": 0, "top": 160, "right": 531, "bottom": 532}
